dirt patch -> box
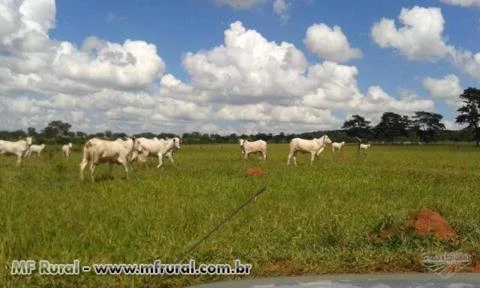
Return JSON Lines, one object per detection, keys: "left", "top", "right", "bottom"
{"left": 474, "top": 260, "right": 480, "bottom": 272}
{"left": 245, "top": 167, "right": 265, "bottom": 176}
{"left": 410, "top": 208, "right": 456, "bottom": 240}
{"left": 368, "top": 228, "right": 392, "bottom": 240}
{"left": 259, "top": 259, "right": 303, "bottom": 276}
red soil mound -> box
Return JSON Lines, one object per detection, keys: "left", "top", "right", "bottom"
{"left": 410, "top": 208, "right": 456, "bottom": 240}
{"left": 474, "top": 260, "right": 480, "bottom": 272}
{"left": 245, "top": 167, "right": 265, "bottom": 176}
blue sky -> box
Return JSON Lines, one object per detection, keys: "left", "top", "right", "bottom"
{"left": 1, "top": 0, "right": 480, "bottom": 134}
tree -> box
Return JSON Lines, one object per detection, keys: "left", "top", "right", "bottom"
{"left": 27, "top": 127, "right": 37, "bottom": 137}
{"left": 76, "top": 131, "right": 87, "bottom": 139}
{"left": 456, "top": 87, "right": 480, "bottom": 146}
{"left": 342, "top": 115, "right": 371, "bottom": 139}
{"left": 374, "top": 112, "right": 410, "bottom": 142}
{"left": 42, "top": 121, "right": 72, "bottom": 140}
{"left": 412, "top": 111, "right": 445, "bottom": 143}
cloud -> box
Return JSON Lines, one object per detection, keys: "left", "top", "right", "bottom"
{"left": 440, "top": 0, "right": 480, "bottom": 7}
{"left": 371, "top": 6, "right": 452, "bottom": 61}
{"left": 423, "top": 74, "right": 463, "bottom": 107}
{"left": 372, "top": 6, "right": 480, "bottom": 82}
{"left": 214, "top": 0, "right": 266, "bottom": 9}
{"left": 0, "top": 1, "right": 436, "bottom": 134}
{"left": 304, "top": 23, "right": 362, "bottom": 63}
{"left": 53, "top": 37, "right": 165, "bottom": 90}
{"left": 450, "top": 49, "right": 480, "bottom": 81}
{"left": 106, "top": 12, "right": 126, "bottom": 23}
{"left": 182, "top": 21, "right": 310, "bottom": 104}
{"left": 273, "top": 0, "right": 289, "bottom": 21}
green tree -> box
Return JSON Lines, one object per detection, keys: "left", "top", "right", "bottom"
{"left": 27, "top": 127, "right": 37, "bottom": 137}
{"left": 412, "top": 111, "right": 445, "bottom": 143}
{"left": 456, "top": 87, "right": 480, "bottom": 146}
{"left": 374, "top": 112, "right": 410, "bottom": 142}
{"left": 42, "top": 121, "right": 72, "bottom": 140}
{"left": 342, "top": 115, "right": 371, "bottom": 139}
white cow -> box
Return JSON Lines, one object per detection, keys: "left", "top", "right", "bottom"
{"left": 80, "top": 138, "right": 135, "bottom": 181}
{"left": 331, "top": 141, "right": 345, "bottom": 153}
{"left": 0, "top": 137, "right": 32, "bottom": 166}
{"left": 239, "top": 139, "right": 267, "bottom": 160}
{"left": 287, "top": 135, "right": 332, "bottom": 166}
{"left": 27, "top": 144, "right": 45, "bottom": 157}
{"left": 360, "top": 143, "right": 371, "bottom": 150}
{"left": 62, "top": 143, "right": 73, "bottom": 158}
{"left": 132, "top": 137, "right": 180, "bottom": 168}
{"left": 163, "top": 137, "right": 181, "bottom": 165}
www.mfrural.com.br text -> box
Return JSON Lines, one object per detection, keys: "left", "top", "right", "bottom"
{"left": 10, "top": 259, "right": 252, "bottom": 276}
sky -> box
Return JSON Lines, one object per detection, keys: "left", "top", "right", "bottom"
{"left": 1, "top": 0, "right": 480, "bottom": 135}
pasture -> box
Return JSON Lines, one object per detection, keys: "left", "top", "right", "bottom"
{"left": 2, "top": 143, "right": 480, "bottom": 287}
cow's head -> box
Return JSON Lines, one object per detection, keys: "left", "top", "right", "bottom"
{"left": 322, "top": 135, "right": 332, "bottom": 145}
{"left": 173, "top": 137, "right": 181, "bottom": 150}
{"left": 239, "top": 139, "right": 245, "bottom": 146}
{"left": 26, "top": 137, "right": 33, "bottom": 146}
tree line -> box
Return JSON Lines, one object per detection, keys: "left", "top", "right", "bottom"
{"left": 1, "top": 87, "right": 480, "bottom": 145}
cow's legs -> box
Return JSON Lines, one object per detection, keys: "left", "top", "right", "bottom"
{"left": 16, "top": 154, "right": 22, "bottom": 166}
{"left": 244, "top": 152, "right": 249, "bottom": 160}
{"left": 157, "top": 153, "right": 163, "bottom": 168}
{"left": 89, "top": 163, "right": 96, "bottom": 182}
{"left": 166, "top": 152, "right": 174, "bottom": 165}
{"left": 119, "top": 159, "right": 129, "bottom": 179}
{"left": 79, "top": 159, "right": 88, "bottom": 180}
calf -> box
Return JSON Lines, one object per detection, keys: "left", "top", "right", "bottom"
{"left": 27, "top": 144, "right": 45, "bottom": 157}
{"left": 331, "top": 141, "right": 345, "bottom": 153}
{"left": 62, "top": 143, "right": 73, "bottom": 158}
{"left": 360, "top": 143, "right": 371, "bottom": 150}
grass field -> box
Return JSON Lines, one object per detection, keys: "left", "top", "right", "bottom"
{"left": 2, "top": 143, "right": 480, "bottom": 287}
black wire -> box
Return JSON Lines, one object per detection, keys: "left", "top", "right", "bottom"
{"left": 175, "top": 185, "right": 267, "bottom": 262}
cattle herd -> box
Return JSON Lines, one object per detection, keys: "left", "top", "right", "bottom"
{"left": 0, "top": 135, "right": 370, "bottom": 181}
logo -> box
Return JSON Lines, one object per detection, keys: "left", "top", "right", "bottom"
{"left": 421, "top": 252, "right": 471, "bottom": 279}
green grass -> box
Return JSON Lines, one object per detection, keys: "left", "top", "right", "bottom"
{"left": 1, "top": 144, "right": 480, "bottom": 287}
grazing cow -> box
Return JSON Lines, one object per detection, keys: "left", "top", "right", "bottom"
{"left": 0, "top": 137, "right": 32, "bottom": 166}
{"left": 360, "top": 143, "right": 371, "bottom": 150}
{"left": 239, "top": 139, "right": 267, "bottom": 160}
{"left": 27, "top": 144, "right": 45, "bottom": 157}
{"left": 331, "top": 141, "right": 345, "bottom": 153}
{"left": 62, "top": 143, "right": 73, "bottom": 158}
{"left": 132, "top": 137, "right": 180, "bottom": 168}
{"left": 287, "top": 135, "right": 332, "bottom": 166}
{"left": 80, "top": 138, "right": 135, "bottom": 181}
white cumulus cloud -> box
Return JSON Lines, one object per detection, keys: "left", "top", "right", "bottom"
{"left": 423, "top": 74, "right": 463, "bottom": 107}
{"left": 214, "top": 0, "right": 266, "bottom": 9}
{"left": 371, "top": 6, "right": 452, "bottom": 61}
{"left": 0, "top": 1, "right": 437, "bottom": 134}
{"left": 440, "top": 0, "right": 480, "bottom": 7}
{"left": 305, "top": 23, "right": 362, "bottom": 63}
